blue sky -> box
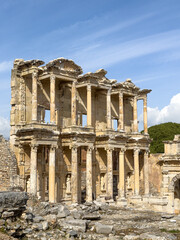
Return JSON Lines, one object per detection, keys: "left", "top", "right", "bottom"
{"left": 0, "top": 0, "right": 180, "bottom": 137}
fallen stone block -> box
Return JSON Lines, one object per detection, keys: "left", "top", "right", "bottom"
{"left": 0, "top": 192, "right": 28, "bottom": 208}
{"left": 57, "top": 205, "right": 70, "bottom": 218}
{"left": 95, "top": 222, "right": 113, "bottom": 234}
{"left": 2, "top": 211, "right": 14, "bottom": 218}
{"left": 62, "top": 219, "right": 87, "bottom": 232}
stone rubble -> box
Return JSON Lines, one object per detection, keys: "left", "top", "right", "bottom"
{"left": 0, "top": 194, "right": 179, "bottom": 239}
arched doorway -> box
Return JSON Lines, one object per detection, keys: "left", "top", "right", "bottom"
{"left": 174, "top": 179, "right": 180, "bottom": 214}
{"left": 169, "top": 174, "right": 180, "bottom": 214}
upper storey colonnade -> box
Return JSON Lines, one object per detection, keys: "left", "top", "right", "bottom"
{"left": 11, "top": 58, "right": 151, "bottom": 135}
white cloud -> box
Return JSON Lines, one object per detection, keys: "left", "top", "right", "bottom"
{"left": 0, "top": 117, "right": 10, "bottom": 139}
{"left": 147, "top": 93, "right": 180, "bottom": 126}
{"left": 0, "top": 61, "right": 13, "bottom": 73}
{"left": 71, "top": 29, "right": 180, "bottom": 71}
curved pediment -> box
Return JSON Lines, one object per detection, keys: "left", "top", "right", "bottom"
{"left": 44, "top": 58, "right": 83, "bottom": 75}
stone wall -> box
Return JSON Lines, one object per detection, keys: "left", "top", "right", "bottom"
{"left": 0, "top": 135, "right": 19, "bottom": 191}
{"left": 148, "top": 153, "right": 163, "bottom": 195}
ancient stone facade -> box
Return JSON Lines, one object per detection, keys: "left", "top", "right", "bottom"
{"left": 157, "top": 135, "right": 180, "bottom": 213}
{"left": 10, "top": 58, "right": 151, "bottom": 205}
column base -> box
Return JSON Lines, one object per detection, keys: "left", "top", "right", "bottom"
{"left": 129, "top": 195, "right": 142, "bottom": 205}
{"left": 142, "top": 195, "right": 150, "bottom": 203}
{"left": 116, "top": 197, "right": 127, "bottom": 206}
{"left": 118, "top": 129, "right": 125, "bottom": 133}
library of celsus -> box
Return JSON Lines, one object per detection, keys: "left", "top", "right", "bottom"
{"left": 10, "top": 58, "right": 151, "bottom": 205}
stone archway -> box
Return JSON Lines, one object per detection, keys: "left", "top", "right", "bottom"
{"left": 169, "top": 174, "right": 180, "bottom": 191}
{"left": 169, "top": 174, "right": 180, "bottom": 214}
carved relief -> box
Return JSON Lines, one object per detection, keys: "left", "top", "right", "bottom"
{"left": 20, "top": 77, "right": 26, "bottom": 122}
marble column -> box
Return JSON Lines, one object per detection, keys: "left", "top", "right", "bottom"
{"left": 71, "top": 81, "right": 77, "bottom": 125}
{"left": 118, "top": 92, "right": 124, "bottom": 131}
{"left": 133, "top": 96, "right": 138, "bottom": 132}
{"left": 30, "top": 144, "right": 38, "bottom": 195}
{"left": 107, "top": 148, "right": 113, "bottom": 198}
{"left": 37, "top": 153, "right": 42, "bottom": 199}
{"left": 32, "top": 72, "right": 38, "bottom": 122}
{"left": 71, "top": 146, "right": 79, "bottom": 203}
{"left": 19, "top": 145, "right": 25, "bottom": 189}
{"left": 119, "top": 149, "right": 125, "bottom": 198}
{"left": 50, "top": 75, "right": 56, "bottom": 123}
{"left": 143, "top": 96, "right": 148, "bottom": 134}
{"left": 49, "top": 145, "right": 56, "bottom": 203}
{"left": 107, "top": 89, "right": 112, "bottom": 129}
{"left": 86, "top": 147, "right": 93, "bottom": 202}
{"left": 87, "top": 85, "right": 92, "bottom": 127}
{"left": 134, "top": 148, "right": 140, "bottom": 195}
{"left": 41, "top": 147, "right": 45, "bottom": 201}
{"left": 144, "top": 150, "right": 149, "bottom": 195}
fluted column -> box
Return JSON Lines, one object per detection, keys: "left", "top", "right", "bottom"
{"left": 50, "top": 75, "right": 56, "bottom": 123}
{"left": 86, "top": 147, "right": 93, "bottom": 202}
{"left": 107, "top": 89, "right": 112, "bottom": 129}
{"left": 49, "top": 145, "right": 56, "bottom": 203}
{"left": 133, "top": 96, "right": 138, "bottom": 132}
{"left": 107, "top": 148, "right": 113, "bottom": 198}
{"left": 30, "top": 144, "right": 38, "bottom": 195}
{"left": 118, "top": 92, "right": 124, "bottom": 131}
{"left": 87, "top": 85, "right": 92, "bottom": 127}
{"left": 143, "top": 96, "right": 148, "bottom": 134}
{"left": 32, "top": 72, "right": 38, "bottom": 122}
{"left": 71, "top": 81, "right": 77, "bottom": 125}
{"left": 144, "top": 150, "right": 149, "bottom": 195}
{"left": 134, "top": 148, "right": 140, "bottom": 195}
{"left": 71, "top": 146, "right": 79, "bottom": 203}
{"left": 119, "top": 149, "right": 125, "bottom": 198}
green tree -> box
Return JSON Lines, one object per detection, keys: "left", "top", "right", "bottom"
{"left": 147, "top": 122, "right": 180, "bottom": 153}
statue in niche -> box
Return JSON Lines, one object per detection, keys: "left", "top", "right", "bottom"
{"left": 127, "top": 172, "right": 132, "bottom": 190}
{"left": 101, "top": 174, "right": 106, "bottom": 191}
{"left": 66, "top": 174, "right": 71, "bottom": 194}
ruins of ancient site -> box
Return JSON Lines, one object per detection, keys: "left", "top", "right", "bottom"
{"left": 0, "top": 57, "right": 179, "bottom": 239}
{"left": 1, "top": 1, "right": 180, "bottom": 239}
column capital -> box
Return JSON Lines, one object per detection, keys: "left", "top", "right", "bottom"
{"left": 32, "top": 71, "right": 38, "bottom": 79}
{"left": 72, "top": 80, "right": 77, "bottom": 85}
{"left": 50, "top": 74, "right": 56, "bottom": 81}
{"left": 119, "top": 91, "right": 123, "bottom": 97}
{"left": 144, "top": 149, "right": 149, "bottom": 155}
{"left": 120, "top": 148, "right": 126, "bottom": 154}
{"left": 87, "top": 146, "right": 94, "bottom": 152}
{"left": 105, "top": 147, "right": 114, "bottom": 152}
{"left": 70, "top": 144, "right": 78, "bottom": 152}
{"left": 134, "top": 148, "right": 140, "bottom": 154}
{"left": 87, "top": 84, "right": 91, "bottom": 91}
{"left": 30, "top": 144, "right": 38, "bottom": 151}
{"left": 19, "top": 143, "right": 24, "bottom": 150}
{"left": 50, "top": 144, "right": 58, "bottom": 151}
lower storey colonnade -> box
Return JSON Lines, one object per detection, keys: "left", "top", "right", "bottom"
{"left": 25, "top": 144, "right": 149, "bottom": 204}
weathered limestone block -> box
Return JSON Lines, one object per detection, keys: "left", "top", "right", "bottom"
{"left": 95, "top": 222, "right": 113, "bottom": 234}
{"left": 61, "top": 219, "right": 87, "bottom": 232}
{"left": 0, "top": 192, "right": 28, "bottom": 208}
